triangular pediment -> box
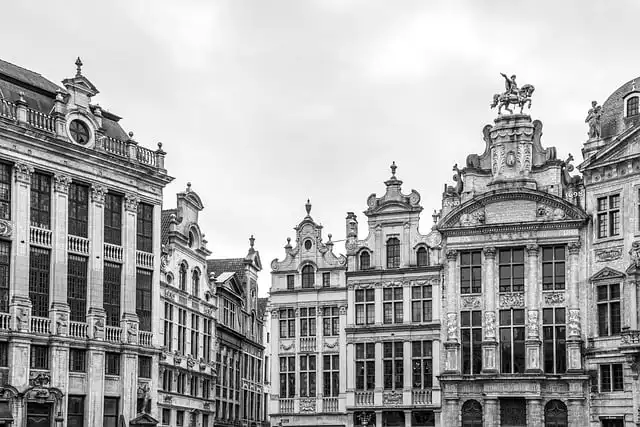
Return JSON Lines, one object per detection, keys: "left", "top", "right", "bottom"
{"left": 580, "top": 126, "right": 640, "bottom": 170}
{"left": 62, "top": 75, "right": 99, "bottom": 97}
{"left": 589, "top": 266, "right": 626, "bottom": 282}
{"left": 130, "top": 413, "right": 159, "bottom": 425}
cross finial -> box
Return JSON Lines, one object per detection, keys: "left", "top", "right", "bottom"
{"left": 75, "top": 57, "right": 83, "bottom": 77}
{"left": 390, "top": 161, "right": 397, "bottom": 177}
{"left": 249, "top": 235, "right": 255, "bottom": 248}
{"left": 305, "top": 199, "right": 312, "bottom": 216}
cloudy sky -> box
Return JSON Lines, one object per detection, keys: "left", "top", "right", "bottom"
{"left": 2, "top": 1, "right": 639, "bottom": 295}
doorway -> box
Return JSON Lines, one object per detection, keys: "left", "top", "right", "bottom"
{"left": 26, "top": 402, "right": 51, "bottom": 427}
{"left": 500, "top": 398, "right": 526, "bottom": 427}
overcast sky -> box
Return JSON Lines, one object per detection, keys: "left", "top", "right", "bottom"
{"left": 2, "top": 1, "right": 639, "bottom": 295}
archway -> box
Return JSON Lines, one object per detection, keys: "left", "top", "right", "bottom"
{"left": 544, "top": 400, "right": 567, "bottom": 427}
{"left": 461, "top": 400, "right": 482, "bottom": 427}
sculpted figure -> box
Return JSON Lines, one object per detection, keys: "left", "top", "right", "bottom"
{"left": 585, "top": 101, "right": 604, "bottom": 139}
{"left": 491, "top": 73, "right": 535, "bottom": 114}
{"left": 501, "top": 73, "right": 518, "bottom": 95}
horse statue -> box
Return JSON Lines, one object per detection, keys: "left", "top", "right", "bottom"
{"left": 490, "top": 74, "right": 535, "bottom": 115}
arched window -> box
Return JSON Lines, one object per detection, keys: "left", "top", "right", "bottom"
{"left": 192, "top": 270, "right": 200, "bottom": 296}
{"left": 301, "top": 265, "right": 315, "bottom": 288}
{"left": 360, "top": 251, "right": 370, "bottom": 270}
{"left": 417, "top": 247, "right": 429, "bottom": 267}
{"left": 627, "top": 96, "right": 639, "bottom": 117}
{"left": 188, "top": 231, "right": 196, "bottom": 248}
{"left": 179, "top": 263, "right": 187, "bottom": 291}
{"left": 387, "top": 238, "right": 400, "bottom": 269}
{"left": 544, "top": 400, "right": 567, "bottom": 427}
{"left": 461, "top": 400, "right": 483, "bottom": 427}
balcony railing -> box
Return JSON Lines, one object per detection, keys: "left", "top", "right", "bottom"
{"left": 140, "top": 331, "right": 153, "bottom": 347}
{"left": 69, "top": 321, "right": 88, "bottom": 339}
{"left": 31, "top": 316, "right": 51, "bottom": 334}
{"left": 354, "top": 391, "right": 374, "bottom": 407}
{"left": 279, "top": 399, "right": 294, "bottom": 414}
{"left": 104, "top": 243, "right": 123, "bottom": 262}
{"left": 621, "top": 329, "right": 640, "bottom": 352}
{"left": 68, "top": 235, "right": 90, "bottom": 255}
{"left": 103, "top": 136, "right": 127, "bottom": 156}
{"left": 27, "top": 107, "right": 54, "bottom": 132}
{"left": 0, "top": 100, "right": 16, "bottom": 119}
{"left": 300, "top": 337, "right": 316, "bottom": 352}
{"left": 322, "top": 397, "right": 339, "bottom": 412}
{"left": 105, "top": 326, "right": 122, "bottom": 343}
{"left": 0, "top": 313, "right": 10, "bottom": 331}
{"left": 136, "top": 251, "right": 154, "bottom": 269}
{"left": 137, "top": 146, "right": 157, "bottom": 167}
{"left": 412, "top": 389, "right": 432, "bottom": 405}
{"left": 29, "top": 226, "right": 52, "bottom": 248}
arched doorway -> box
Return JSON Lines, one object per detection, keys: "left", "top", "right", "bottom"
{"left": 544, "top": 400, "right": 568, "bottom": 427}
{"left": 461, "top": 400, "right": 483, "bottom": 427}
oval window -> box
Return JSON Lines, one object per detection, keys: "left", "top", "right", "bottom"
{"left": 304, "top": 239, "right": 312, "bottom": 250}
{"left": 69, "top": 119, "right": 90, "bottom": 144}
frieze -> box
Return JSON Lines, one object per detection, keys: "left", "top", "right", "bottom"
{"left": 484, "top": 382, "right": 540, "bottom": 394}
{"left": 461, "top": 296, "right": 481, "bottom": 309}
{"left": 499, "top": 292, "right": 525, "bottom": 308}
{"left": 536, "top": 204, "right": 566, "bottom": 220}
{"left": 324, "top": 339, "right": 339, "bottom": 351}
{"left": 459, "top": 209, "right": 486, "bottom": 227}
{"left": 280, "top": 341, "right": 295, "bottom": 352}
{"left": 543, "top": 382, "right": 569, "bottom": 393}
{"left": 383, "top": 391, "right": 403, "bottom": 405}
{"left": 381, "top": 280, "right": 405, "bottom": 288}
{"left": 299, "top": 398, "right": 316, "bottom": 412}
{"left": 0, "top": 220, "right": 12, "bottom": 238}
{"left": 543, "top": 292, "right": 565, "bottom": 305}
{"left": 595, "top": 246, "right": 623, "bottom": 262}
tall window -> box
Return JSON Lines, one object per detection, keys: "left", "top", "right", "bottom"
{"left": 286, "top": 275, "right": 294, "bottom": 290}
{"left": 103, "top": 262, "right": 121, "bottom": 327}
{"left": 138, "top": 356, "right": 152, "bottom": 378}
{"left": 203, "top": 378, "right": 210, "bottom": 399}
{"left": 461, "top": 310, "right": 482, "bottom": 375}
{"left": 383, "top": 342, "right": 403, "bottom": 390}
{"left": 203, "top": 319, "right": 212, "bottom": 362}
{"left": 104, "top": 193, "right": 122, "bottom": 245}
{"left": 279, "top": 309, "right": 295, "bottom": 338}
{"left": 322, "top": 272, "right": 330, "bottom": 288}
{"left": 499, "top": 248, "right": 524, "bottom": 293}
{"left": 500, "top": 309, "right": 525, "bottom": 373}
{"left": 177, "top": 308, "right": 187, "bottom": 353}
{"left": 179, "top": 263, "right": 187, "bottom": 291}
{"left": 0, "top": 342, "right": 8, "bottom": 367}
{"left": 460, "top": 250, "right": 482, "bottom": 294}
{"left": 29, "top": 247, "right": 50, "bottom": 318}
{"left": 542, "top": 246, "right": 565, "bottom": 290}
{"left": 162, "top": 370, "right": 173, "bottom": 391}
{"left": 69, "top": 348, "right": 86, "bottom": 373}
{"left": 103, "top": 397, "right": 119, "bottom": 427}
{"left": 322, "top": 307, "right": 339, "bottom": 336}
{"left": 411, "top": 283, "right": 432, "bottom": 323}
{"left": 301, "top": 265, "right": 314, "bottom": 288}
{"left": 191, "top": 314, "right": 200, "bottom": 357}
{"left": 192, "top": 270, "right": 200, "bottom": 296}
{"left": 67, "top": 396, "right": 84, "bottom": 427}
{"left": 355, "top": 289, "right": 375, "bottom": 325}
{"left": 412, "top": 341, "right": 433, "bottom": 388}
{"left": 68, "top": 183, "right": 89, "bottom": 237}
{"left": 461, "top": 400, "right": 483, "bottom": 427}
{"left": 600, "top": 363, "right": 624, "bottom": 392}
{"left": 323, "top": 355, "right": 339, "bottom": 397}
{"left": 190, "top": 375, "right": 198, "bottom": 396}
{"left": 597, "top": 283, "right": 621, "bottom": 336}
{"left": 360, "top": 251, "right": 370, "bottom": 270}
{"left": 417, "top": 247, "right": 429, "bottom": 267}
{"left": 597, "top": 195, "right": 621, "bottom": 238}
{"left": 136, "top": 202, "right": 153, "bottom": 253}
{"left": 355, "top": 343, "right": 375, "bottom": 390}
{"left": 67, "top": 254, "right": 87, "bottom": 322}
{"left": 0, "top": 241, "right": 10, "bottom": 313}
{"left": 164, "top": 302, "right": 174, "bottom": 351}
{"left": 30, "top": 345, "right": 49, "bottom": 369}
{"left": 279, "top": 356, "right": 295, "bottom": 398}
{"left": 627, "top": 96, "right": 639, "bottom": 117}
{"left": 136, "top": 269, "right": 152, "bottom": 331}
{"left": 543, "top": 308, "right": 566, "bottom": 374}
{"left": 299, "top": 355, "right": 316, "bottom": 397}
{"left": 387, "top": 237, "right": 400, "bottom": 268}
{"left": 30, "top": 172, "right": 51, "bottom": 228}
{"left": 0, "top": 163, "right": 10, "bottom": 220}
{"left": 105, "top": 352, "right": 120, "bottom": 375}
{"left": 176, "top": 410, "right": 184, "bottom": 426}
{"left": 383, "top": 287, "right": 403, "bottom": 324}
{"left": 162, "top": 409, "right": 171, "bottom": 425}
{"left": 300, "top": 307, "right": 316, "bottom": 337}
{"left": 177, "top": 372, "right": 186, "bottom": 394}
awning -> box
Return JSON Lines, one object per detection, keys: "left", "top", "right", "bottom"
{"left": 0, "top": 401, "right": 13, "bottom": 421}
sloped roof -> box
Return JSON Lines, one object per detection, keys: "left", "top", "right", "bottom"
{"left": 0, "top": 58, "right": 62, "bottom": 95}
{"left": 207, "top": 258, "right": 247, "bottom": 285}
{"left": 161, "top": 209, "right": 177, "bottom": 245}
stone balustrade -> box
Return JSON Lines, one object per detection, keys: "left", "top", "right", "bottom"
{"left": 69, "top": 321, "right": 88, "bottom": 339}
{"left": 140, "top": 331, "right": 153, "bottom": 347}
{"left": 322, "top": 397, "right": 339, "bottom": 412}
{"left": 105, "top": 326, "right": 122, "bottom": 343}
{"left": 103, "top": 136, "right": 127, "bottom": 156}
{"left": 354, "top": 390, "right": 374, "bottom": 406}
{"left": 412, "top": 389, "right": 433, "bottom": 405}
{"left": 27, "top": 107, "right": 54, "bottom": 132}
{"left": 0, "top": 313, "right": 10, "bottom": 331}
{"left": 279, "top": 398, "right": 295, "bottom": 414}
{"left": 31, "top": 316, "right": 51, "bottom": 334}
{"left": 136, "top": 250, "right": 154, "bottom": 269}
{"left": 0, "top": 100, "right": 16, "bottom": 119}
{"left": 68, "top": 235, "right": 90, "bottom": 255}
{"left": 104, "top": 243, "right": 123, "bottom": 262}
{"left": 300, "top": 337, "right": 316, "bottom": 352}
{"left": 29, "top": 226, "right": 52, "bottom": 248}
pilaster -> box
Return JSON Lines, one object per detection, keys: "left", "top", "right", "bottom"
{"left": 86, "top": 347, "right": 105, "bottom": 426}
{"left": 482, "top": 247, "right": 498, "bottom": 373}
{"left": 50, "top": 174, "right": 71, "bottom": 332}
{"left": 525, "top": 244, "right": 541, "bottom": 374}
{"left": 526, "top": 398, "right": 543, "bottom": 427}
{"left": 483, "top": 397, "right": 498, "bottom": 427}
{"left": 402, "top": 340, "right": 411, "bottom": 402}
{"left": 374, "top": 285, "right": 382, "bottom": 325}
{"left": 374, "top": 341, "right": 382, "bottom": 405}
{"left": 566, "top": 241, "right": 582, "bottom": 372}
{"left": 50, "top": 341, "right": 70, "bottom": 421}
{"left": 122, "top": 194, "right": 139, "bottom": 327}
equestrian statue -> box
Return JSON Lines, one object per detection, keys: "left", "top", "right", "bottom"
{"left": 490, "top": 73, "right": 535, "bottom": 115}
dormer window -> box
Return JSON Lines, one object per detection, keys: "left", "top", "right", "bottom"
{"left": 301, "top": 265, "right": 315, "bottom": 288}
{"left": 69, "top": 119, "right": 90, "bottom": 144}
{"left": 417, "top": 247, "right": 429, "bottom": 267}
{"left": 359, "top": 251, "right": 370, "bottom": 270}
{"left": 387, "top": 238, "right": 400, "bottom": 269}
{"left": 627, "top": 96, "right": 639, "bottom": 117}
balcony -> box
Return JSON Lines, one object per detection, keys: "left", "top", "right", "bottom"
{"left": 31, "top": 316, "right": 51, "bottom": 334}
{"left": 105, "top": 326, "right": 122, "bottom": 343}
{"left": 68, "top": 235, "right": 90, "bottom": 255}
{"left": 104, "top": 243, "right": 123, "bottom": 262}
{"left": 412, "top": 389, "right": 432, "bottom": 405}
{"left": 27, "top": 107, "right": 54, "bottom": 132}
{"left": 621, "top": 329, "right": 640, "bottom": 354}
{"left": 136, "top": 251, "right": 154, "bottom": 269}
{"left": 299, "top": 337, "right": 316, "bottom": 352}
{"left": 140, "top": 331, "right": 153, "bottom": 347}
{"left": 322, "top": 397, "right": 339, "bottom": 412}
{"left": 29, "top": 226, "right": 52, "bottom": 248}
{"left": 69, "top": 321, "right": 87, "bottom": 339}
{"left": 279, "top": 398, "right": 294, "bottom": 414}
{"left": 354, "top": 391, "right": 374, "bottom": 407}
{"left": 0, "top": 313, "right": 10, "bottom": 331}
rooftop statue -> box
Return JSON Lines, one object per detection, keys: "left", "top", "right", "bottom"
{"left": 585, "top": 100, "right": 604, "bottom": 140}
{"left": 491, "top": 73, "right": 535, "bottom": 115}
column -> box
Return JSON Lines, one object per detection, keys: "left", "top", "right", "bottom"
{"left": 482, "top": 247, "right": 498, "bottom": 373}
{"left": 374, "top": 341, "right": 383, "bottom": 405}
{"left": 402, "top": 283, "right": 411, "bottom": 325}
{"left": 443, "top": 398, "right": 458, "bottom": 426}
{"left": 339, "top": 305, "right": 348, "bottom": 410}
{"left": 347, "top": 285, "right": 355, "bottom": 326}
{"left": 402, "top": 340, "right": 411, "bottom": 405}
{"left": 50, "top": 342, "right": 70, "bottom": 421}
{"left": 626, "top": 277, "right": 638, "bottom": 330}
{"left": 374, "top": 225, "right": 382, "bottom": 268}
{"left": 526, "top": 398, "right": 543, "bottom": 427}
{"left": 402, "top": 222, "right": 410, "bottom": 268}
{"left": 49, "top": 174, "right": 71, "bottom": 334}
{"left": 483, "top": 397, "right": 498, "bottom": 427}
{"left": 567, "top": 398, "right": 585, "bottom": 426}
{"left": 346, "top": 341, "right": 354, "bottom": 407}
{"left": 566, "top": 241, "right": 582, "bottom": 372}
{"left": 374, "top": 285, "right": 382, "bottom": 325}
{"left": 525, "top": 244, "right": 542, "bottom": 374}
{"left": 87, "top": 184, "right": 107, "bottom": 340}
{"left": 403, "top": 409, "right": 411, "bottom": 427}
{"left": 444, "top": 250, "right": 459, "bottom": 373}
{"left": 375, "top": 409, "right": 383, "bottom": 427}
{"left": 86, "top": 345, "right": 106, "bottom": 426}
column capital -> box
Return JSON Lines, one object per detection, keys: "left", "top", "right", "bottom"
{"left": 526, "top": 244, "right": 540, "bottom": 256}
{"left": 446, "top": 249, "right": 458, "bottom": 260}
{"left": 91, "top": 184, "right": 107, "bottom": 204}
{"left": 124, "top": 194, "right": 139, "bottom": 212}
{"left": 483, "top": 246, "right": 497, "bottom": 259}
{"left": 14, "top": 162, "right": 33, "bottom": 185}
{"left": 568, "top": 241, "right": 581, "bottom": 255}
{"left": 53, "top": 174, "right": 71, "bottom": 194}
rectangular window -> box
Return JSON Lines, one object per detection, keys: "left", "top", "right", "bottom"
{"left": 300, "top": 307, "right": 316, "bottom": 337}
{"left": 0, "top": 241, "right": 10, "bottom": 313}
{"left": 67, "top": 395, "right": 84, "bottom": 427}
{"left": 597, "top": 194, "right": 621, "bottom": 238}
{"left": 355, "top": 289, "right": 375, "bottom": 325}
{"left": 103, "top": 262, "right": 121, "bottom": 327}
{"left": 136, "top": 202, "right": 154, "bottom": 253}
{"left": 191, "top": 314, "right": 200, "bottom": 357}
{"left": 190, "top": 375, "right": 198, "bottom": 396}
{"left": 597, "top": 284, "right": 621, "bottom": 336}
{"left": 286, "top": 275, "right": 294, "bottom": 290}
{"left": 387, "top": 238, "right": 400, "bottom": 269}
{"left": 383, "top": 287, "right": 403, "bottom": 324}
{"left": 411, "top": 284, "right": 432, "bottom": 323}
{"left": 136, "top": 269, "right": 152, "bottom": 332}
{"left": 542, "top": 246, "right": 566, "bottom": 291}
{"left": 322, "top": 307, "right": 339, "bottom": 336}
{"left": 460, "top": 250, "right": 482, "bottom": 294}
{"left": 162, "top": 408, "right": 171, "bottom": 425}
{"left": 162, "top": 370, "right": 173, "bottom": 391}
{"left": 323, "top": 354, "right": 339, "bottom": 397}
{"left": 355, "top": 343, "right": 375, "bottom": 390}
{"left": 30, "top": 172, "right": 51, "bottom": 228}
{"left": 412, "top": 340, "right": 433, "bottom": 388}
{"left": 103, "top": 397, "right": 119, "bottom": 427}
{"left": 0, "top": 342, "right": 8, "bottom": 367}
{"left": 461, "top": 310, "right": 482, "bottom": 375}
{"left": 543, "top": 308, "right": 566, "bottom": 374}
{"left": 499, "top": 309, "right": 526, "bottom": 373}
{"left": 30, "top": 345, "right": 49, "bottom": 369}
{"left": 0, "top": 163, "right": 11, "bottom": 220}
{"left": 499, "top": 248, "right": 525, "bottom": 293}
{"left": 104, "top": 193, "right": 122, "bottom": 245}
{"left": 203, "top": 319, "right": 212, "bottom": 362}
{"left": 383, "top": 342, "right": 403, "bottom": 390}
{"left": 69, "top": 349, "right": 86, "bottom": 372}
{"left": 322, "top": 272, "right": 331, "bottom": 287}
{"left": 68, "top": 183, "right": 89, "bottom": 237}
{"left": 600, "top": 363, "right": 624, "bottom": 392}
{"left": 279, "top": 356, "right": 295, "bottom": 398}
{"left": 177, "top": 308, "right": 187, "bottom": 353}
{"left": 67, "top": 254, "right": 88, "bottom": 322}
{"left": 176, "top": 410, "right": 184, "bottom": 426}
{"left": 177, "top": 372, "right": 186, "bottom": 394}
{"left": 164, "top": 302, "right": 174, "bottom": 351}
{"left": 105, "top": 352, "right": 121, "bottom": 376}
{"left": 299, "top": 355, "right": 316, "bottom": 397}
{"left": 278, "top": 309, "right": 295, "bottom": 338}
{"left": 202, "top": 414, "right": 209, "bottom": 427}
{"left": 202, "top": 378, "right": 210, "bottom": 399}
{"left": 138, "top": 356, "right": 152, "bottom": 378}
{"left": 29, "top": 246, "right": 50, "bottom": 318}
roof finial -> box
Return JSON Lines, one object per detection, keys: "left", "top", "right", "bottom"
{"left": 75, "top": 57, "right": 83, "bottom": 77}
{"left": 390, "top": 161, "right": 397, "bottom": 177}
{"left": 305, "top": 199, "right": 312, "bottom": 216}
{"left": 249, "top": 235, "right": 255, "bottom": 248}
{"left": 186, "top": 182, "right": 192, "bottom": 192}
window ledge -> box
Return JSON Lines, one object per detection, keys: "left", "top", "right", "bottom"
{"left": 593, "top": 236, "right": 624, "bottom": 246}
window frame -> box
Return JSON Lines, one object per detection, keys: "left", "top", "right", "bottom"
{"left": 411, "top": 284, "right": 432, "bottom": 323}
{"left": 30, "top": 345, "right": 49, "bottom": 369}
{"left": 323, "top": 354, "right": 339, "bottom": 397}
{"left": 322, "top": 272, "right": 330, "bottom": 288}
{"left": 138, "top": 355, "right": 152, "bottom": 379}
{"left": 279, "top": 356, "right": 295, "bottom": 398}
{"left": 542, "top": 246, "right": 566, "bottom": 291}
{"left": 322, "top": 307, "right": 339, "bottom": 336}
{"left": 163, "top": 302, "right": 174, "bottom": 351}
{"left": 104, "top": 192, "right": 122, "bottom": 246}
{"left": 0, "top": 162, "right": 11, "bottom": 221}
{"left": 29, "top": 246, "right": 51, "bottom": 318}
{"left": 67, "top": 254, "right": 88, "bottom": 322}
{"left": 597, "top": 194, "right": 621, "bottom": 239}
{"left": 359, "top": 251, "right": 371, "bottom": 270}
{"left": 386, "top": 237, "right": 400, "bottom": 269}
{"left": 599, "top": 363, "right": 624, "bottom": 392}
{"left": 498, "top": 248, "right": 525, "bottom": 293}
{"left": 542, "top": 308, "right": 566, "bottom": 374}
{"left": 416, "top": 246, "right": 429, "bottom": 267}
{"left": 355, "top": 289, "right": 375, "bottom": 325}
{"left": 103, "top": 397, "right": 119, "bottom": 427}
{"left": 499, "top": 309, "right": 526, "bottom": 374}
{"left": 69, "top": 348, "right": 86, "bottom": 373}
{"left": 411, "top": 340, "right": 433, "bottom": 389}
{"left": 30, "top": 172, "right": 51, "bottom": 229}
{"left": 383, "top": 287, "right": 404, "bottom": 324}
{"left": 461, "top": 310, "right": 482, "bottom": 375}
{"left": 460, "top": 250, "right": 482, "bottom": 294}
{"left": 0, "top": 241, "right": 10, "bottom": 313}
{"left": 627, "top": 95, "right": 639, "bottom": 117}
{"left": 105, "top": 352, "right": 121, "bottom": 376}
{"left": 68, "top": 182, "right": 89, "bottom": 238}
{"left": 301, "top": 265, "right": 315, "bottom": 288}
{"left": 103, "top": 262, "right": 122, "bottom": 327}
{"left": 383, "top": 341, "right": 404, "bottom": 390}
{"left": 136, "top": 202, "right": 154, "bottom": 253}
{"left": 286, "top": 274, "right": 294, "bottom": 290}
{"left": 355, "top": 343, "right": 375, "bottom": 390}
{"left": 299, "top": 354, "right": 317, "bottom": 397}
{"left": 597, "top": 283, "right": 621, "bottom": 336}
{"left": 67, "top": 395, "right": 84, "bottom": 427}
{"left": 279, "top": 309, "right": 295, "bottom": 338}
{"left": 299, "top": 307, "right": 316, "bottom": 337}
{"left": 136, "top": 268, "right": 153, "bottom": 332}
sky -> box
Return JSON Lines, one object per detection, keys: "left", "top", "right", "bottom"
{"left": 2, "top": 1, "right": 639, "bottom": 296}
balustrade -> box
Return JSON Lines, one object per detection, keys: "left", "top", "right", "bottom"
{"left": 30, "top": 226, "right": 52, "bottom": 248}
{"left": 0, "top": 313, "right": 9, "bottom": 331}
{"left": 103, "top": 136, "right": 128, "bottom": 156}
{"left": 322, "top": 397, "right": 339, "bottom": 412}
{"left": 69, "top": 321, "right": 88, "bottom": 339}
{"left": 104, "top": 243, "right": 123, "bottom": 262}
{"left": 354, "top": 391, "right": 374, "bottom": 407}
{"left": 0, "top": 101, "right": 16, "bottom": 119}
{"left": 68, "top": 235, "right": 90, "bottom": 255}
{"left": 105, "top": 326, "right": 122, "bottom": 343}
{"left": 299, "top": 337, "right": 316, "bottom": 352}
{"left": 136, "top": 250, "right": 154, "bottom": 269}
{"left": 31, "top": 316, "right": 51, "bottom": 334}
{"left": 412, "top": 389, "right": 432, "bottom": 405}
{"left": 136, "top": 146, "right": 157, "bottom": 167}
{"left": 140, "top": 331, "right": 153, "bottom": 347}
{"left": 279, "top": 399, "right": 294, "bottom": 413}
{"left": 27, "top": 108, "right": 54, "bottom": 132}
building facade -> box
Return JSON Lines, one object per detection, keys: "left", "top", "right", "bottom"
{"left": 158, "top": 184, "right": 216, "bottom": 427}
{"left": 579, "top": 76, "right": 640, "bottom": 427}
{"left": 0, "top": 58, "right": 172, "bottom": 425}
{"left": 269, "top": 201, "right": 349, "bottom": 427}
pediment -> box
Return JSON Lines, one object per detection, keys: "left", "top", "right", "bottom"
{"left": 580, "top": 126, "right": 640, "bottom": 170}
{"left": 217, "top": 273, "right": 244, "bottom": 297}
{"left": 130, "top": 413, "right": 159, "bottom": 425}
{"left": 62, "top": 75, "right": 99, "bottom": 96}
{"left": 590, "top": 266, "right": 626, "bottom": 282}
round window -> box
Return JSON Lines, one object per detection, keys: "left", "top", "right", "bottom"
{"left": 166, "top": 272, "right": 174, "bottom": 284}
{"left": 69, "top": 120, "right": 90, "bottom": 144}
{"left": 304, "top": 239, "right": 312, "bottom": 250}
